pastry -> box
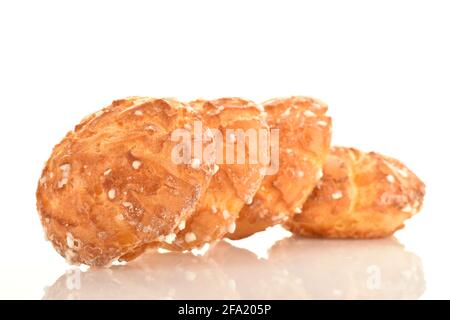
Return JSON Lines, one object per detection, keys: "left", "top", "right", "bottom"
{"left": 162, "top": 98, "right": 268, "bottom": 250}
{"left": 36, "top": 97, "right": 216, "bottom": 266}
{"left": 228, "top": 96, "right": 332, "bottom": 239}
{"left": 284, "top": 147, "right": 426, "bottom": 238}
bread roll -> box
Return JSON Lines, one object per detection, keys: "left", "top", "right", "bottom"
{"left": 36, "top": 97, "right": 216, "bottom": 266}
{"left": 285, "top": 147, "right": 426, "bottom": 238}
{"left": 229, "top": 96, "right": 332, "bottom": 239}
{"left": 162, "top": 98, "right": 268, "bottom": 250}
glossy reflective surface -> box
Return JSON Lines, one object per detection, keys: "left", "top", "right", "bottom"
{"left": 43, "top": 237, "right": 424, "bottom": 300}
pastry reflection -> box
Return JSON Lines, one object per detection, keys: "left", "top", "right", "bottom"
{"left": 268, "top": 237, "right": 425, "bottom": 299}
{"left": 43, "top": 249, "right": 238, "bottom": 300}
{"left": 43, "top": 237, "right": 424, "bottom": 300}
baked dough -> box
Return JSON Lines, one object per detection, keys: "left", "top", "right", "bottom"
{"left": 162, "top": 98, "right": 268, "bottom": 250}
{"left": 36, "top": 97, "right": 216, "bottom": 266}
{"left": 228, "top": 96, "right": 332, "bottom": 239}
{"left": 36, "top": 95, "right": 427, "bottom": 266}
{"left": 284, "top": 147, "right": 426, "bottom": 238}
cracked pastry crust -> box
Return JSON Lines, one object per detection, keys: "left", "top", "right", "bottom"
{"left": 36, "top": 97, "right": 216, "bottom": 266}
{"left": 161, "top": 98, "right": 268, "bottom": 250}
{"left": 284, "top": 147, "right": 426, "bottom": 238}
{"left": 228, "top": 96, "right": 332, "bottom": 240}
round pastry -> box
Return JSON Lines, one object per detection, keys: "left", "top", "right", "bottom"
{"left": 162, "top": 98, "right": 268, "bottom": 250}
{"left": 36, "top": 97, "right": 216, "bottom": 266}
{"left": 284, "top": 147, "right": 426, "bottom": 238}
{"left": 228, "top": 96, "right": 332, "bottom": 240}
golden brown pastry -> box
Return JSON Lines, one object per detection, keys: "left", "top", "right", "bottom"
{"left": 285, "top": 147, "right": 426, "bottom": 238}
{"left": 36, "top": 97, "right": 216, "bottom": 266}
{"left": 162, "top": 98, "right": 268, "bottom": 250}
{"left": 228, "top": 96, "right": 332, "bottom": 240}
{"left": 36, "top": 94, "right": 427, "bottom": 268}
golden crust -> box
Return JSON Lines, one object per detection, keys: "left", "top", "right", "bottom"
{"left": 284, "top": 147, "right": 426, "bottom": 238}
{"left": 162, "top": 98, "right": 268, "bottom": 250}
{"left": 228, "top": 96, "right": 332, "bottom": 239}
{"left": 36, "top": 95, "right": 427, "bottom": 266}
{"left": 36, "top": 97, "right": 216, "bottom": 266}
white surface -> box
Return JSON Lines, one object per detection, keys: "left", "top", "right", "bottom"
{"left": 0, "top": 0, "right": 449, "bottom": 299}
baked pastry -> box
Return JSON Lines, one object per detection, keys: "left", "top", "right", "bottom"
{"left": 284, "top": 147, "right": 426, "bottom": 238}
{"left": 228, "top": 96, "right": 332, "bottom": 240}
{"left": 36, "top": 97, "right": 216, "bottom": 266}
{"left": 161, "top": 98, "right": 268, "bottom": 250}
{"left": 36, "top": 95, "right": 426, "bottom": 267}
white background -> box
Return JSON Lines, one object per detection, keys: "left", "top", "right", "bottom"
{"left": 0, "top": 0, "right": 449, "bottom": 299}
